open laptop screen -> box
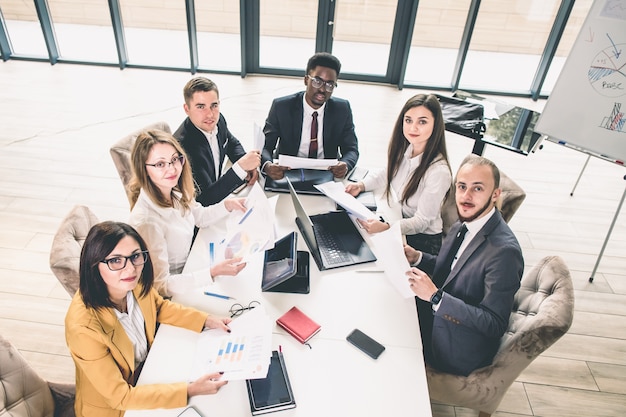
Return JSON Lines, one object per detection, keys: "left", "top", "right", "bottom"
{"left": 285, "top": 177, "right": 319, "bottom": 255}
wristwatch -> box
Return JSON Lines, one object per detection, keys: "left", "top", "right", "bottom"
{"left": 430, "top": 289, "right": 443, "bottom": 305}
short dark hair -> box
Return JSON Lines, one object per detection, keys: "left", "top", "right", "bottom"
{"left": 79, "top": 221, "right": 154, "bottom": 310}
{"left": 183, "top": 76, "right": 219, "bottom": 105}
{"left": 458, "top": 155, "right": 501, "bottom": 188}
{"left": 306, "top": 52, "right": 341, "bottom": 76}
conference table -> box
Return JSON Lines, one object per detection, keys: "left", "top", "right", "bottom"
{"left": 126, "top": 184, "right": 433, "bottom": 417}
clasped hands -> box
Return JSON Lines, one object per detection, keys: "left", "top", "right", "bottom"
{"left": 238, "top": 150, "right": 261, "bottom": 185}
{"left": 264, "top": 161, "right": 348, "bottom": 180}
{"left": 404, "top": 244, "right": 437, "bottom": 301}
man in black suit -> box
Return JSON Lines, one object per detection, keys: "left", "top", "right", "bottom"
{"left": 261, "top": 52, "right": 359, "bottom": 180}
{"left": 404, "top": 156, "right": 524, "bottom": 376}
{"left": 174, "top": 77, "right": 260, "bottom": 206}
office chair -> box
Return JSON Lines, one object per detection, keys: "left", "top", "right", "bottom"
{"left": 441, "top": 154, "right": 526, "bottom": 236}
{"left": 426, "top": 255, "right": 575, "bottom": 417}
{"left": 0, "top": 333, "right": 75, "bottom": 417}
{"left": 109, "top": 121, "right": 171, "bottom": 205}
{"left": 49, "top": 205, "right": 99, "bottom": 296}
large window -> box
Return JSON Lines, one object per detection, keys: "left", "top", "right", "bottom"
{"left": 48, "top": 0, "right": 117, "bottom": 63}
{"left": 404, "top": 0, "right": 471, "bottom": 87}
{"left": 259, "top": 0, "right": 317, "bottom": 70}
{"left": 332, "top": 1, "right": 397, "bottom": 76}
{"left": 459, "top": 0, "right": 563, "bottom": 93}
{"left": 0, "top": 0, "right": 47, "bottom": 57}
{"left": 197, "top": 1, "right": 241, "bottom": 71}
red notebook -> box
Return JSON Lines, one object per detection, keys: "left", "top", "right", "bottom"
{"left": 276, "top": 306, "right": 321, "bottom": 344}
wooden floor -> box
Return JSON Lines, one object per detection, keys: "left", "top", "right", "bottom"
{"left": 1, "top": 60, "right": 625, "bottom": 417}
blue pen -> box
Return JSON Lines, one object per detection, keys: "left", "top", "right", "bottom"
{"left": 238, "top": 207, "right": 254, "bottom": 224}
{"left": 204, "top": 291, "right": 235, "bottom": 300}
{"left": 209, "top": 242, "right": 215, "bottom": 263}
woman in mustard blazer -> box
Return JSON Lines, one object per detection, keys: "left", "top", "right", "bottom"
{"left": 65, "top": 221, "right": 232, "bottom": 417}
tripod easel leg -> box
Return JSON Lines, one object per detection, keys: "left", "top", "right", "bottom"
{"left": 571, "top": 155, "right": 591, "bottom": 197}
{"left": 589, "top": 183, "right": 626, "bottom": 282}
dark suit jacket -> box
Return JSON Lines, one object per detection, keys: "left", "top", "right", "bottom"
{"left": 174, "top": 115, "right": 246, "bottom": 206}
{"left": 262, "top": 92, "right": 359, "bottom": 171}
{"left": 417, "top": 210, "right": 523, "bottom": 376}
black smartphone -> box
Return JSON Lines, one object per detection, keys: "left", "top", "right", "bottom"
{"left": 346, "top": 329, "right": 385, "bottom": 359}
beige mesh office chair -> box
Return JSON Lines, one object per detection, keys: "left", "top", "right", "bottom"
{"left": 109, "top": 121, "right": 171, "bottom": 205}
{"left": 0, "top": 333, "right": 75, "bottom": 417}
{"left": 49, "top": 205, "right": 99, "bottom": 296}
{"left": 426, "top": 255, "right": 575, "bottom": 417}
{"left": 441, "top": 154, "right": 526, "bottom": 236}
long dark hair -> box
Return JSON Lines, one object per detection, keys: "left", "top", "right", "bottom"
{"left": 79, "top": 221, "right": 154, "bottom": 310}
{"left": 385, "top": 94, "right": 450, "bottom": 204}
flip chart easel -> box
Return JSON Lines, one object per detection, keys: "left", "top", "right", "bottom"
{"left": 534, "top": 0, "right": 626, "bottom": 281}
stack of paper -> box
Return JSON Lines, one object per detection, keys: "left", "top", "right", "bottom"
{"left": 191, "top": 304, "right": 274, "bottom": 381}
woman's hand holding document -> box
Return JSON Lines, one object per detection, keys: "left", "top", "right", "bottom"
{"left": 369, "top": 223, "right": 415, "bottom": 298}
{"left": 314, "top": 181, "right": 377, "bottom": 221}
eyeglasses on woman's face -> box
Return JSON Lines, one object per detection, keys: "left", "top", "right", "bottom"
{"left": 145, "top": 154, "right": 185, "bottom": 170}
{"left": 101, "top": 250, "right": 149, "bottom": 271}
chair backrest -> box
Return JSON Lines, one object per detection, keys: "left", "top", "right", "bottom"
{"left": 441, "top": 153, "right": 526, "bottom": 236}
{"left": 109, "top": 121, "right": 171, "bottom": 205}
{"left": 0, "top": 334, "right": 56, "bottom": 417}
{"left": 49, "top": 205, "right": 99, "bottom": 296}
{"left": 426, "top": 255, "right": 574, "bottom": 416}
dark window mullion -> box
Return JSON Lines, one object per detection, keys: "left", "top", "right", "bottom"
{"left": 108, "top": 0, "right": 128, "bottom": 69}
{"left": 34, "top": 0, "right": 59, "bottom": 64}
{"left": 0, "top": 8, "right": 13, "bottom": 61}
{"left": 185, "top": 0, "right": 198, "bottom": 74}
{"left": 530, "top": 0, "right": 575, "bottom": 100}
{"left": 451, "top": 0, "right": 481, "bottom": 91}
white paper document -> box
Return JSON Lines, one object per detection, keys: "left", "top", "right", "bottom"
{"left": 190, "top": 304, "right": 273, "bottom": 381}
{"left": 278, "top": 154, "right": 338, "bottom": 170}
{"left": 369, "top": 222, "right": 415, "bottom": 298}
{"left": 313, "top": 181, "right": 377, "bottom": 220}
{"left": 253, "top": 122, "right": 264, "bottom": 151}
{"left": 214, "top": 183, "right": 277, "bottom": 263}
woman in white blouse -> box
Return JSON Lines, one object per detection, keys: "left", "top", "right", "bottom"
{"left": 128, "top": 129, "right": 247, "bottom": 297}
{"left": 345, "top": 94, "right": 452, "bottom": 255}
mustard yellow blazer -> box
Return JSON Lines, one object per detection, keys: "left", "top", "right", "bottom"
{"left": 65, "top": 285, "right": 208, "bottom": 417}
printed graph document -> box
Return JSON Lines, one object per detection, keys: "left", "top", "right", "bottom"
{"left": 369, "top": 222, "right": 415, "bottom": 298}
{"left": 212, "top": 183, "right": 277, "bottom": 263}
{"left": 314, "top": 181, "right": 377, "bottom": 221}
{"left": 278, "top": 154, "right": 338, "bottom": 170}
{"left": 191, "top": 304, "right": 273, "bottom": 381}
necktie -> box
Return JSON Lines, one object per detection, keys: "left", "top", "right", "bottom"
{"left": 436, "top": 223, "right": 468, "bottom": 282}
{"left": 308, "top": 111, "right": 318, "bottom": 158}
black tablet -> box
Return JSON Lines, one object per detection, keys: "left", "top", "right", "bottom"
{"left": 262, "top": 232, "right": 298, "bottom": 291}
{"left": 246, "top": 350, "right": 296, "bottom": 414}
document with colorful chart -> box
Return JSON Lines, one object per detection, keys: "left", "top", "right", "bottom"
{"left": 190, "top": 304, "right": 273, "bottom": 381}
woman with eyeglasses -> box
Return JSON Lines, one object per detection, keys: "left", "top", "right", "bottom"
{"left": 65, "top": 221, "right": 232, "bottom": 417}
{"left": 128, "top": 129, "right": 247, "bottom": 297}
{"left": 345, "top": 94, "right": 452, "bottom": 256}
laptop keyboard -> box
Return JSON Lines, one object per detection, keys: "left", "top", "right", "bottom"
{"left": 314, "top": 223, "right": 353, "bottom": 265}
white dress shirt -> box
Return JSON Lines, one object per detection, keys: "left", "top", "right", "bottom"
{"left": 297, "top": 95, "right": 326, "bottom": 158}
{"left": 129, "top": 189, "right": 229, "bottom": 297}
{"left": 199, "top": 125, "right": 246, "bottom": 180}
{"left": 362, "top": 146, "right": 451, "bottom": 235}
{"left": 114, "top": 291, "right": 148, "bottom": 367}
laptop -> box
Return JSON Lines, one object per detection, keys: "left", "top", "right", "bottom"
{"left": 286, "top": 177, "right": 376, "bottom": 271}
{"left": 264, "top": 169, "right": 333, "bottom": 195}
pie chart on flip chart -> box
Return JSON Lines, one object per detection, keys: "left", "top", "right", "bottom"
{"left": 588, "top": 43, "right": 626, "bottom": 98}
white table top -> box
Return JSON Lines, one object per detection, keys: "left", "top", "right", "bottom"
{"left": 126, "top": 189, "right": 432, "bottom": 417}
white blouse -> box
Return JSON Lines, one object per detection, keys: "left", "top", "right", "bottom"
{"left": 362, "top": 146, "right": 451, "bottom": 236}
{"left": 129, "top": 189, "right": 229, "bottom": 297}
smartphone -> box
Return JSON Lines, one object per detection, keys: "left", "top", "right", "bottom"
{"left": 348, "top": 166, "right": 369, "bottom": 182}
{"left": 177, "top": 406, "right": 203, "bottom": 417}
{"left": 346, "top": 328, "right": 385, "bottom": 359}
